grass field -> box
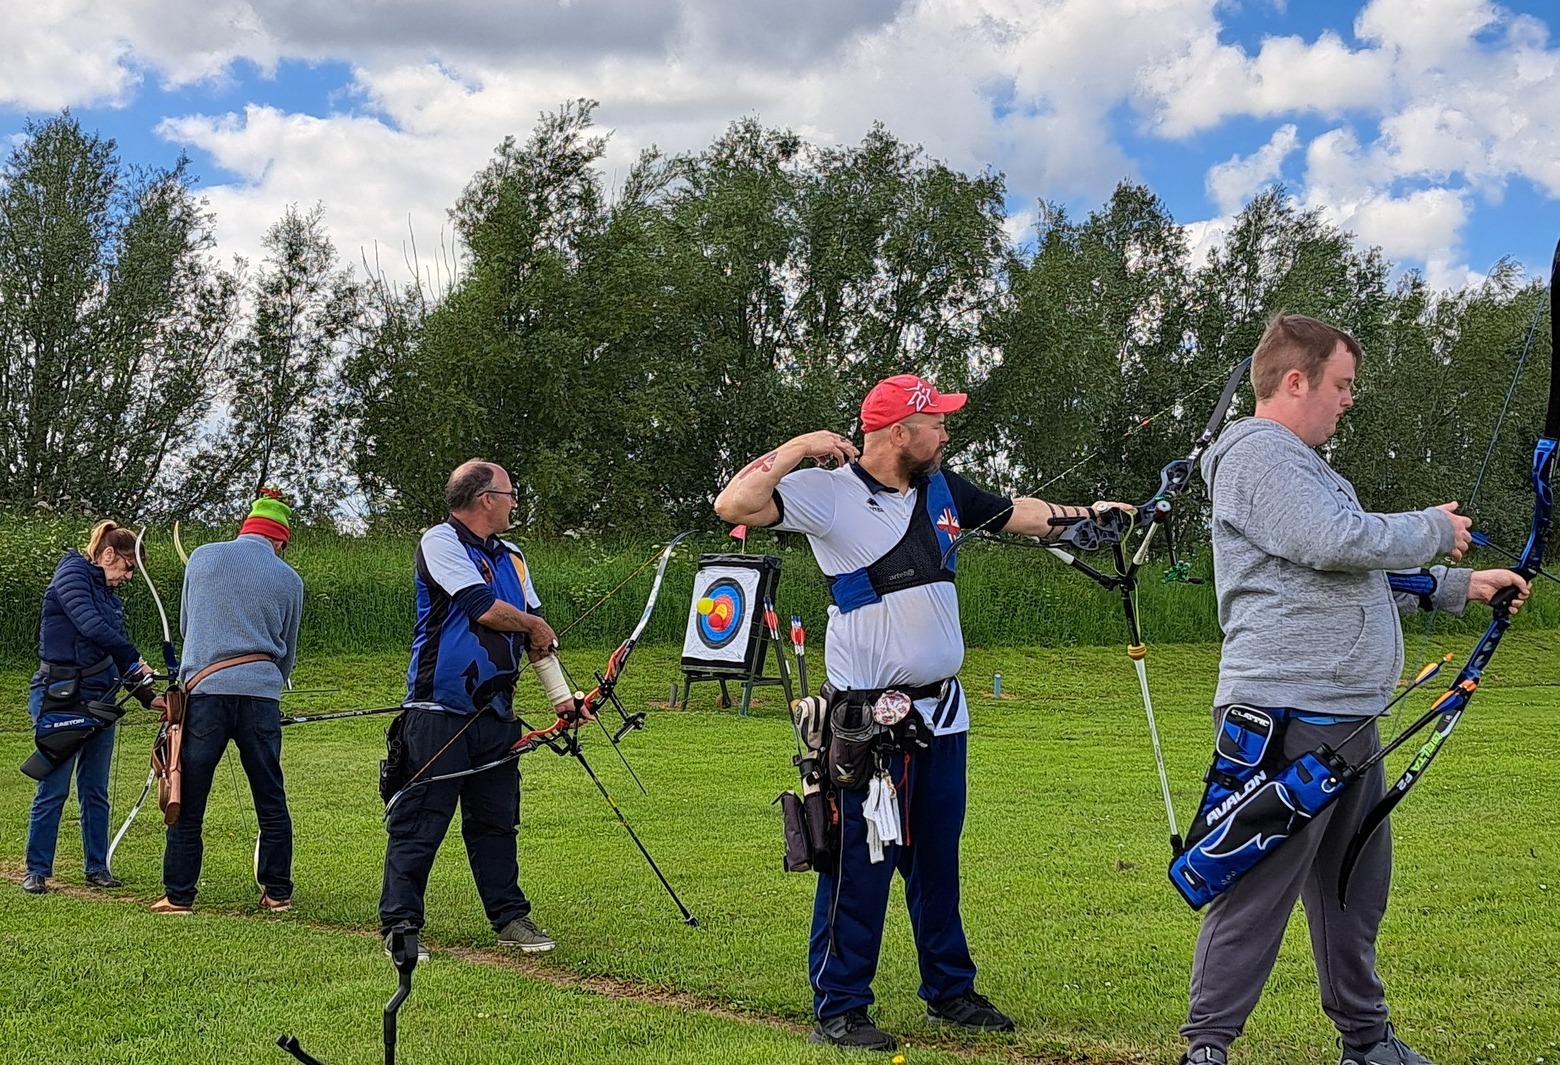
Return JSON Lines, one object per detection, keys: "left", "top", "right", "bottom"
{"left": 2, "top": 637, "right": 1558, "bottom": 1065}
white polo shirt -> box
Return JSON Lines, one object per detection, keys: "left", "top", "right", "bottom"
{"left": 772, "top": 463, "right": 1011, "bottom": 735}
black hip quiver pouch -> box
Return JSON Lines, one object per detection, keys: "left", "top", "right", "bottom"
{"left": 379, "top": 711, "right": 409, "bottom": 805}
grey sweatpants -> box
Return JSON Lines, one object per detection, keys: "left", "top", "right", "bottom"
{"left": 1182, "top": 711, "right": 1393, "bottom": 1053}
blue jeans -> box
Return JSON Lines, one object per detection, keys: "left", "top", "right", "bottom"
{"left": 25, "top": 681, "right": 117, "bottom": 878}
{"left": 162, "top": 693, "right": 294, "bottom": 906}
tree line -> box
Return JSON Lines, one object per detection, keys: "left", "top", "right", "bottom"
{"left": 0, "top": 103, "right": 1550, "bottom": 552}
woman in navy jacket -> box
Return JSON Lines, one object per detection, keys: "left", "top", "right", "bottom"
{"left": 24, "top": 521, "right": 159, "bottom": 895}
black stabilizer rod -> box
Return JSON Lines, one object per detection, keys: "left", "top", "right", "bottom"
{"left": 276, "top": 1034, "right": 327, "bottom": 1064}
{"left": 384, "top": 925, "right": 420, "bottom": 1065}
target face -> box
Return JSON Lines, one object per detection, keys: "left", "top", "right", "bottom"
{"left": 696, "top": 578, "right": 746, "bottom": 649}
{"left": 681, "top": 555, "right": 779, "bottom": 672}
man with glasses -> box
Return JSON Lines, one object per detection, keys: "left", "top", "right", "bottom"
{"left": 154, "top": 488, "right": 304, "bottom": 914}
{"left": 379, "top": 460, "right": 577, "bottom": 958}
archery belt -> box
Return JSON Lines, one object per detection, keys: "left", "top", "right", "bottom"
{"left": 779, "top": 681, "right": 943, "bottom": 873}
{"left": 21, "top": 676, "right": 126, "bottom": 781}
{"left": 1168, "top": 704, "right": 1353, "bottom": 908}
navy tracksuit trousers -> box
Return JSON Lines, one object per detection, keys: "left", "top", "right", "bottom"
{"left": 808, "top": 728, "right": 977, "bottom": 1019}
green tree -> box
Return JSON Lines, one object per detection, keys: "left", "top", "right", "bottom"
{"left": 0, "top": 112, "right": 236, "bottom": 518}
{"left": 965, "top": 182, "right": 1195, "bottom": 507}
{"left": 177, "top": 204, "right": 361, "bottom": 524}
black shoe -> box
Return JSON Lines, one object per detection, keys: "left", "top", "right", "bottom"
{"left": 85, "top": 870, "right": 123, "bottom": 889}
{"left": 809, "top": 1009, "right": 898, "bottom": 1051}
{"left": 1181, "top": 1048, "right": 1229, "bottom": 1065}
{"left": 925, "top": 990, "right": 1015, "bottom": 1032}
{"left": 21, "top": 874, "right": 46, "bottom": 895}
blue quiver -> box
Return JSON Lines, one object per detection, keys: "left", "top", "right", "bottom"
{"left": 1168, "top": 705, "right": 1354, "bottom": 909}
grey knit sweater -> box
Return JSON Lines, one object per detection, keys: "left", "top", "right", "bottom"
{"left": 178, "top": 534, "right": 303, "bottom": 698}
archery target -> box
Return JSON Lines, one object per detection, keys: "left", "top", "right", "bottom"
{"left": 681, "top": 554, "right": 781, "bottom": 672}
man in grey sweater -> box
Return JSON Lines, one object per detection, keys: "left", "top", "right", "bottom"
{"left": 154, "top": 490, "right": 304, "bottom": 915}
{"left": 1179, "top": 315, "right": 1529, "bottom": 1065}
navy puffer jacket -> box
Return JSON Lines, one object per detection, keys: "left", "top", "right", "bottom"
{"left": 37, "top": 550, "right": 143, "bottom": 676}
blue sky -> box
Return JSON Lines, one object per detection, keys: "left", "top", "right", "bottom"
{"left": 3, "top": 0, "right": 1556, "bottom": 291}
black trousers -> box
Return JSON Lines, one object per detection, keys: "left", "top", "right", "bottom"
{"left": 378, "top": 707, "right": 531, "bottom": 935}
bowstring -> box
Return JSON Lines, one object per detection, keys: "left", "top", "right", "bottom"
{"left": 1402, "top": 290, "right": 1547, "bottom": 742}
{"left": 953, "top": 361, "right": 1247, "bottom": 558}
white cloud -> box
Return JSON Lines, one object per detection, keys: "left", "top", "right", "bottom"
{"left": 1207, "top": 124, "right": 1300, "bottom": 214}
{"left": 0, "top": 3, "right": 140, "bottom": 109}
{"left": 5, "top": 0, "right": 1559, "bottom": 288}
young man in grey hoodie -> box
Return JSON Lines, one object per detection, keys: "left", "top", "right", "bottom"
{"left": 1179, "top": 315, "right": 1530, "bottom": 1065}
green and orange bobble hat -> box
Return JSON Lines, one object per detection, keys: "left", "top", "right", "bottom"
{"left": 240, "top": 487, "right": 294, "bottom": 545}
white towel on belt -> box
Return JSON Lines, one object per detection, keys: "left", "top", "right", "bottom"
{"left": 863, "top": 769, "right": 902, "bottom": 863}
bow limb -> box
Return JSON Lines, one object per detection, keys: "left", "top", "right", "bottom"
{"left": 106, "top": 766, "right": 155, "bottom": 873}
{"left": 1338, "top": 238, "right": 1558, "bottom": 905}
{"left": 133, "top": 528, "right": 180, "bottom": 678}
{"left": 111, "top": 530, "right": 183, "bottom": 865}
{"left": 575, "top": 531, "right": 693, "bottom": 739}
{"left": 173, "top": 521, "right": 190, "bottom": 566}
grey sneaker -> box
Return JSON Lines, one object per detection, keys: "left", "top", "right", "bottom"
{"left": 21, "top": 874, "right": 46, "bottom": 895}
{"left": 496, "top": 916, "right": 555, "bottom": 952}
{"left": 1339, "top": 1024, "right": 1435, "bottom": 1065}
{"left": 383, "top": 933, "right": 430, "bottom": 963}
{"left": 1182, "top": 1048, "right": 1228, "bottom": 1065}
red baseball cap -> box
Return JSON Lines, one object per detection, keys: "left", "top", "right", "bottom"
{"left": 860, "top": 374, "right": 967, "bottom": 432}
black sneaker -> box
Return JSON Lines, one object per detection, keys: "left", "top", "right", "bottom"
{"left": 925, "top": 990, "right": 1015, "bottom": 1032}
{"left": 1339, "top": 1024, "right": 1435, "bottom": 1065}
{"left": 21, "top": 874, "right": 46, "bottom": 895}
{"left": 1181, "top": 1047, "right": 1228, "bottom": 1065}
{"left": 85, "top": 870, "right": 123, "bottom": 889}
{"left": 809, "top": 1009, "right": 898, "bottom": 1051}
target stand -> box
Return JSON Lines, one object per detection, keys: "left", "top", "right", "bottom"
{"left": 679, "top": 553, "right": 792, "bottom": 716}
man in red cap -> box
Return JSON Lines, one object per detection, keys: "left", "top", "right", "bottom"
{"left": 153, "top": 488, "right": 304, "bottom": 915}
{"left": 716, "top": 373, "right": 1123, "bottom": 1051}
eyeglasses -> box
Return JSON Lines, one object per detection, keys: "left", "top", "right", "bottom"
{"left": 482, "top": 489, "right": 519, "bottom": 501}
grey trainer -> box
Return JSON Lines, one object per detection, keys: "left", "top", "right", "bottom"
{"left": 1339, "top": 1024, "right": 1436, "bottom": 1065}
{"left": 1182, "top": 1048, "right": 1228, "bottom": 1065}
{"left": 496, "top": 916, "right": 555, "bottom": 952}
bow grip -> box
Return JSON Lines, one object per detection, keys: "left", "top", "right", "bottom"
{"left": 1490, "top": 584, "right": 1522, "bottom": 616}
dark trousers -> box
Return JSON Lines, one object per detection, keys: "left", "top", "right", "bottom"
{"left": 162, "top": 693, "right": 294, "bottom": 905}
{"left": 378, "top": 707, "right": 531, "bottom": 936}
{"left": 1183, "top": 713, "right": 1393, "bottom": 1052}
{"left": 809, "top": 729, "right": 977, "bottom": 1020}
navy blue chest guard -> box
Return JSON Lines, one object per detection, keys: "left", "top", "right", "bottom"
{"left": 828, "top": 472, "right": 959, "bottom": 613}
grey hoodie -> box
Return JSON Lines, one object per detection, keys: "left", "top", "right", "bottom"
{"left": 1200, "top": 417, "right": 1470, "bottom": 716}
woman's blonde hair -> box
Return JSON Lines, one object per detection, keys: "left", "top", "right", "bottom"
{"left": 85, "top": 520, "right": 138, "bottom": 565}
